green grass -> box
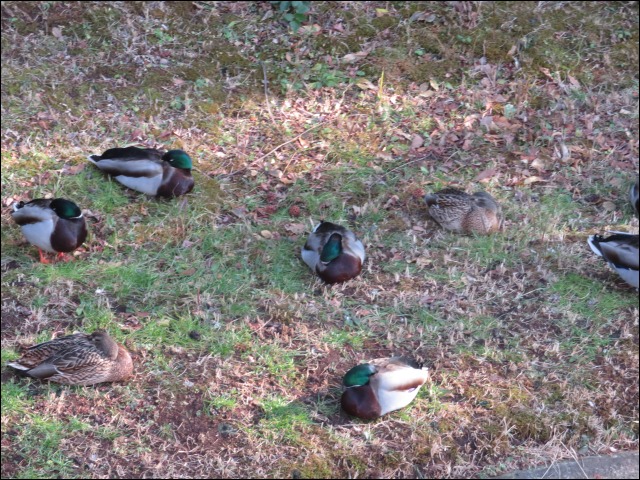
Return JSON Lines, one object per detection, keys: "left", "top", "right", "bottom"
{"left": 256, "top": 396, "right": 314, "bottom": 443}
{"left": 1, "top": 1, "right": 638, "bottom": 478}
{"left": 12, "top": 415, "right": 91, "bottom": 479}
{"left": 552, "top": 273, "right": 638, "bottom": 321}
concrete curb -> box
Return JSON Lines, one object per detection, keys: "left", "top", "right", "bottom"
{"left": 493, "top": 451, "right": 639, "bottom": 479}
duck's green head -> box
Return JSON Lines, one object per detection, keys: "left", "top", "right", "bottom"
{"left": 320, "top": 233, "right": 343, "bottom": 263}
{"left": 51, "top": 199, "right": 82, "bottom": 219}
{"left": 343, "top": 363, "right": 377, "bottom": 387}
{"left": 163, "top": 150, "right": 193, "bottom": 170}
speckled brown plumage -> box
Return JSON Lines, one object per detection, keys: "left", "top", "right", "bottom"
{"left": 424, "top": 187, "right": 502, "bottom": 234}
{"left": 7, "top": 330, "right": 133, "bottom": 386}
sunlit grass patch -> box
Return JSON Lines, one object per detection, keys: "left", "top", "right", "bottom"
{"left": 551, "top": 273, "right": 637, "bottom": 321}
{"left": 243, "top": 343, "right": 301, "bottom": 386}
{"left": 255, "top": 395, "right": 314, "bottom": 443}
{"left": 1, "top": 379, "right": 34, "bottom": 415}
{"left": 204, "top": 391, "right": 238, "bottom": 414}
{"left": 1, "top": 1, "right": 638, "bottom": 477}
{"left": 322, "top": 328, "right": 368, "bottom": 349}
{"left": 11, "top": 415, "right": 91, "bottom": 479}
{"left": 135, "top": 314, "right": 210, "bottom": 348}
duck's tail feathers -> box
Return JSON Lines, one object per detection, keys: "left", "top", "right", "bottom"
{"left": 587, "top": 235, "right": 604, "bottom": 257}
{"left": 6, "top": 361, "right": 30, "bottom": 371}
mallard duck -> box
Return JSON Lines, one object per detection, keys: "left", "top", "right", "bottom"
{"left": 88, "top": 146, "right": 194, "bottom": 198}
{"left": 7, "top": 330, "right": 133, "bottom": 385}
{"left": 424, "top": 187, "right": 502, "bottom": 234}
{"left": 301, "top": 221, "right": 365, "bottom": 284}
{"left": 630, "top": 180, "right": 638, "bottom": 217}
{"left": 588, "top": 233, "right": 639, "bottom": 289}
{"left": 11, "top": 198, "right": 87, "bottom": 263}
{"left": 341, "top": 357, "right": 429, "bottom": 420}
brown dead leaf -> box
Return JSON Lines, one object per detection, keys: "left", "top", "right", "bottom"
{"left": 342, "top": 51, "right": 369, "bottom": 64}
{"left": 180, "top": 268, "right": 197, "bottom": 276}
{"left": 523, "top": 176, "right": 546, "bottom": 185}
{"left": 376, "top": 151, "right": 394, "bottom": 162}
{"left": 284, "top": 223, "right": 306, "bottom": 235}
{"left": 410, "top": 134, "right": 424, "bottom": 150}
{"left": 480, "top": 116, "right": 495, "bottom": 131}
{"left": 298, "top": 137, "right": 310, "bottom": 148}
{"left": 62, "top": 164, "right": 86, "bottom": 175}
{"left": 568, "top": 75, "right": 580, "bottom": 88}
{"left": 610, "top": 161, "right": 634, "bottom": 170}
{"left": 356, "top": 78, "right": 377, "bottom": 91}
{"left": 130, "top": 129, "right": 144, "bottom": 140}
{"left": 530, "top": 158, "right": 546, "bottom": 171}
{"left": 539, "top": 67, "right": 555, "bottom": 81}
{"left": 474, "top": 168, "right": 498, "bottom": 182}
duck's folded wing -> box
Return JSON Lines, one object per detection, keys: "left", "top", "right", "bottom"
{"left": 88, "top": 158, "right": 162, "bottom": 178}
{"left": 598, "top": 239, "right": 639, "bottom": 270}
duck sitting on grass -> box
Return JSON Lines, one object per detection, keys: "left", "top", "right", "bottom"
{"left": 341, "top": 357, "right": 429, "bottom": 420}
{"left": 424, "top": 187, "right": 502, "bottom": 234}
{"left": 88, "top": 146, "right": 194, "bottom": 198}
{"left": 7, "top": 330, "right": 133, "bottom": 386}
{"left": 588, "top": 233, "right": 639, "bottom": 290}
{"left": 11, "top": 198, "right": 87, "bottom": 263}
{"left": 301, "top": 221, "right": 365, "bottom": 284}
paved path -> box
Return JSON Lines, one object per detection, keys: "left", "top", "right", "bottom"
{"left": 493, "top": 451, "right": 639, "bottom": 479}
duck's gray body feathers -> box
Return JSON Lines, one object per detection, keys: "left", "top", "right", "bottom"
{"left": 588, "top": 233, "right": 639, "bottom": 289}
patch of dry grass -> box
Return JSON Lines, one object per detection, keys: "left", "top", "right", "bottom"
{"left": 1, "top": 1, "right": 638, "bottom": 478}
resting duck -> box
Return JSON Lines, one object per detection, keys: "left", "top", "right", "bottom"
{"left": 88, "top": 146, "right": 194, "bottom": 197}
{"left": 301, "top": 221, "right": 365, "bottom": 284}
{"left": 630, "top": 180, "right": 638, "bottom": 217}
{"left": 424, "top": 187, "right": 502, "bottom": 234}
{"left": 11, "top": 198, "right": 87, "bottom": 263}
{"left": 341, "top": 357, "right": 429, "bottom": 420}
{"left": 588, "top": 233, "right": 639, "bottom": 289}
{"left": 7, "top": 330, "right": 133, "bottom": 386}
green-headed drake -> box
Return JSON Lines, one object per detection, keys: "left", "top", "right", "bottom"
{"left": 11, "top": 198, "right": 87, "bottom": 263}
{"left": 424, "top": 187, "right": 502, "bottom": 234}
{"left": 341, "top": 357, "right": 429, "bottom": 420}
{"left": 301, "top": 221, "right": 365, "bottom": 284}
{"left": 88, "top": 146, "right": 194, "bottom": 198}
{"left": 7, "top": 330, "right": 133, "bottom": 386}
{"left": 588, "top": 233, "right": 639, "bottom": 289}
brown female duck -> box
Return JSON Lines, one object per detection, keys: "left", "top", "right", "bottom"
{"left": 7, "top": 330, "right": 133, "bottom": 385}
